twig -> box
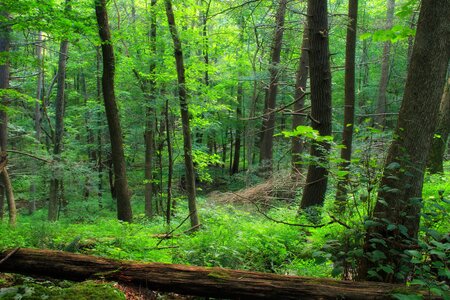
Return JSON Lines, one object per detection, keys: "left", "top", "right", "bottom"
{"left": 0, "top": 248, "right": 20, "bottom": 265}
{"left": 156, "top": 211, "right": 198, "bottom": 246}
{"left": 242, "top": 96, "right": 310, "bottom": 121}
{"left": 7, "top": 150, "right": 52, "bottom": 163}
{"left": 208, "top": 0, "right": 262, "bottom": 19}
{"left": 148, "top": 246, "right": 179, "bottom": 250}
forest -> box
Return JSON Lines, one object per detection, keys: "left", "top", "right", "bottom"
{"left": 0, "top": 0, "right": 449, "bottom": 298}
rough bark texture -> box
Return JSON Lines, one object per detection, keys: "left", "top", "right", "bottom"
{"left": 0, "top": 248, "right": 427, "bottom": 300}
{"left": 259, "top": 0, "right": 287, "bottom": 174}
{"left": 375, "top": 0, "right": 395, "bottom": 127}
{"left": 300, "top": 0, "right": 332, "bottom": 209}
{"left": 427, "top": 77, "right": 450, "bottom": 174}
{"left": 48, "top": 37, "right": 69, "bottom": 222}
{"left": 231, "top": 82, "right": 243, "bottom": 175}
{"left": 165, "top": 0, "right": 199, "bottom": 228}
{"left": 95, "top": 0, "right": 133, "bottom": 222}
{"left": 0, "top": 10, "right": 16, "bottom": 226}
{"left": 362, "top": 0, "right": 450, "bottom": 282}
{"left": 291, "top": 22, "right": 309, "bottom": 175}
{"left": 335, "top": 0, "right": 358, "bottom": 207}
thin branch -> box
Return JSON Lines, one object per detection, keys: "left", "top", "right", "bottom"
{"left": 7, "top": 150, "right": 52, "bottom": 163}
{"left": 208, "top": 0, "right": 262, "bottom": 19}
{"left": 155, "top": 211, "right": 198, "bottom": 246}
{"left": 0, "top": 248, "right": 20, "bottom": 265}
{"left": 242, "top": 96, "right": 310, "bottom": 121}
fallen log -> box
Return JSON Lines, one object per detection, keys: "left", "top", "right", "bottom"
{"left": 0, "top": 248, "right": 423, "bottom": 299}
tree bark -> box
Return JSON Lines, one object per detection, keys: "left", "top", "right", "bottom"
{"left": 48, "top": 35, "right": 69, "bottom": 222}
{"left": 164, "top": 0, "right": 199, "bottom": 229}
{"left": 0, "top": 248, "right": 428, "bottom": 300}
{"left": 375, "top": 0, "right": 395, "bottom": 128}
{"left": 95, "top": 0, "right": 133, "bottom": 222}
{"left": 361, "top": 0, "right": 450, "bottom": 282}
{"left": 231, "top": 83, "right": 243, "bottom": 175}
{"left": 291, "top": 21, "right": 309, "bottom": 176}
{"left": 335, "top": 0, "right": 358, "bottom": 208}
{"left": 0, "top": 9, "right": 16, "bottom": 227}
{"left": 300, "top": 0, "right": 332, "bottom": 209}
{"left": 427, "top": 76, "right": 450, "bottom": 174}
{"left": 259, "top": 0, "right": 288, "bottom": 174}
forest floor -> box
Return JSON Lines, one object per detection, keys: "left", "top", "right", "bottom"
{"left": 0, "top": 167, "right": 449, "bottom": 299}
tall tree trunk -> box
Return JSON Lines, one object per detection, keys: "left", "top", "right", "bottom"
{"left": 144, "top": 0, "right": 157, "bottom": 218}
{"left": 96, "top": 47, "right": 103, "bottom": 205}
{"left": 165, "top": 99, "right": 173, "bottom": 224}
{"left": 361, "top": 0, "right": 450, "bottom": 282}
{"left": 231, "top": 83, "right": 243, "bottom": 175}
{"left": 164, "top": 0, "right": 199, "bottom": 229}
{"left": 48, "top": 27, "right": 69, "bottom": 222}
{"left": 335, "top": 0, "right": 358, "bottom": 209}
{"left": 259, "top": 0, "right": 288, "bottom": 174}
{"left": 374, "top": 0, "right": 395, "bottom": 127}
{"left": 299, "top": 0, "right": 332, "bottom": 209}
{"left": 95, "top": 0, "right": 133, "bottom": 222}
{"left": 291, "top": 21, "right": 309, "bottom": 176}
{"left": 0, "top": 10, "right": 16, "bottom": 226}
{"left": 427, "top": 76, "right": 450, "bottom": 174}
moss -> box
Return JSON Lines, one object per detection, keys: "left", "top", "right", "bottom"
{"left": 0, "top": 280, "right": 125, "bottom": 300}
{"left": 207, "top": 270, "right": 231, "bottom": 280}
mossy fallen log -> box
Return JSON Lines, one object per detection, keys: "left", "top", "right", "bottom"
{"left": 0, "top": 248, "right": 424, "bottom": 299}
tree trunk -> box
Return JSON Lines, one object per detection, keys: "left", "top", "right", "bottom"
{"left": 165, "top": 99, "right": 173, "bottom": 224}
{"left": 0, "top": 248, "right": 428, "bottom": 300}
{"left": 96, "top": 47, "right": 103, "bottom": 205}
{"left": 48, "top": 35, "right": 69, "bottom": 222}
{"left": 144, "top": 0, "right": 157, "bottom": 218}
{"left": 335, "top": 0, "right": 358, "bottom": 209}
{"left": 0, "top": 9, "right": 16, "bottom": 227}
{"left": 164, "top": 0, "right": 199, "bottom": 229}
{"left": 291, "top": 21, "right": 309, "bottom": 175}
{"left": 427, "top": 77, "right": 450, "bottom": 174}
{"left": 375, "top": 0, "right": 395, "bottom": 127}
{"left": 259, "top": 0, "right": 288, "bottom": 174}
{"left": 231, "top": 83, "right": 243, "bottom": 175}
{"left": 361, "top": 0, "right": 450, "bottom": 282}
{"left": 299, "top": 0, "right": 332, "bottom": 209}
{"left": 95, "top": 0, "right": 133, "bottom": 222}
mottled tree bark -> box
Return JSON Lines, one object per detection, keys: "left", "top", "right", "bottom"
{"left": 95, "top": 0, "right": 133, "bottom": 222}
{"left": 164, "top": 0, "right": 199, "bottom": 229}
{"left": 361, "top": 0, "right": 450, "bottom": 282}
{"left": 259, "top": 0, "right": 288, "bottom": 174}
{"left": 335, "top": 0, "right": 358, "bottom": 208}
{"left": 300, "top": 0, "right": 332, "bottom": 209}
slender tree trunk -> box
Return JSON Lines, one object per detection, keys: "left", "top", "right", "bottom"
{"left": 375, "top": 0, "right": 395, "bottom": 127}
{"left": 48, "top": 33, "right": 69, "bottom": 222}
{"left": 95, "top": 0, "right": 133, "bottom": 222}
{"left": 0, "top": 10, "right": 16, "bottom": 227}
{"left": 165, "top": 100, "right": 173, "bottom": 224}
{"left": 427, "top": 76, "right": 450, "bottom": 174}
{"left": 259, "top": 0, "right": 288, "bottom": 174}
{"left": 291, "top": 21, "right": 309, "bottom": 176}
{"left": 299, "top": 0, "right": 333, "bottom": 209}
{"left": 96, "top": 47, "right": 103, "bottom": 205}
{"left": 360, "top": 0, "right": 450, "bottom": 282}
{"left": 144, "top": 0, "right": 157, "bottom": 218}
{"left": 82, "top": 71, "right": 95, "bottom": 200}
{"left": 164, "top": 0, "right": 199, "bottom": 229}
{"left": 231, "top": 83, "right": 243, "bottom": 175}
{"left": 335, "top": 0, "right": 358, "bottom": 209}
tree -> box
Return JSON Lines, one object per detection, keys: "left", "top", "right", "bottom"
{"left": 374, "top": 0, "right": 395, "bottom": 127}
{"left": 299, "top": 0, "right": 332, "bottom": 209}
{"left": 95, "top": 0, "right": 133, "bottom": 222}
{"left": 164, "top": 0, "right": 199, "bottom": 229}
{"left": 427, "top": 76, "right": 450, "bottom": 174}
{"left": 335, "top": 0, "right": 358, "bottom": 208}
{"left": 48, "top": 0, "right": 70, "bottom": 221}
{"left": 361, "top": 0, "right": 450, "bottom": 282}
{"left": 0, "top": 9, "right": 16, "bottom": 226}
{"left": 259, "top": 0, "right": 288, "bottom": 174}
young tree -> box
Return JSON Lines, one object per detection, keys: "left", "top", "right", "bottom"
{"left": 335, "top": 0, "right": 358, "bottom": 208}
{"left": 375, "top": 0, "right": 395, "bottom": 127}
{"left": 95, "top": 0, "right": 133, "bottom": 222}
{"left": 259, "top": 0, "right": 288, "bottom": 174}
{"left": 48, "top": 1, "right": 70, "bottom": 221}
{"left": 361, "top": 0, "right": 450, "bottom": 282}
{"left": 164, "top": 0, "right": 199, "bottom": 229}
{"left": 0, "top": 9, "right": 16, "bottom": 226}
{"left": 427, "top": 76, "right": 450, "bottom": 174}
{"left": 299, "top": 0, "right": 332, "bottom": 209}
